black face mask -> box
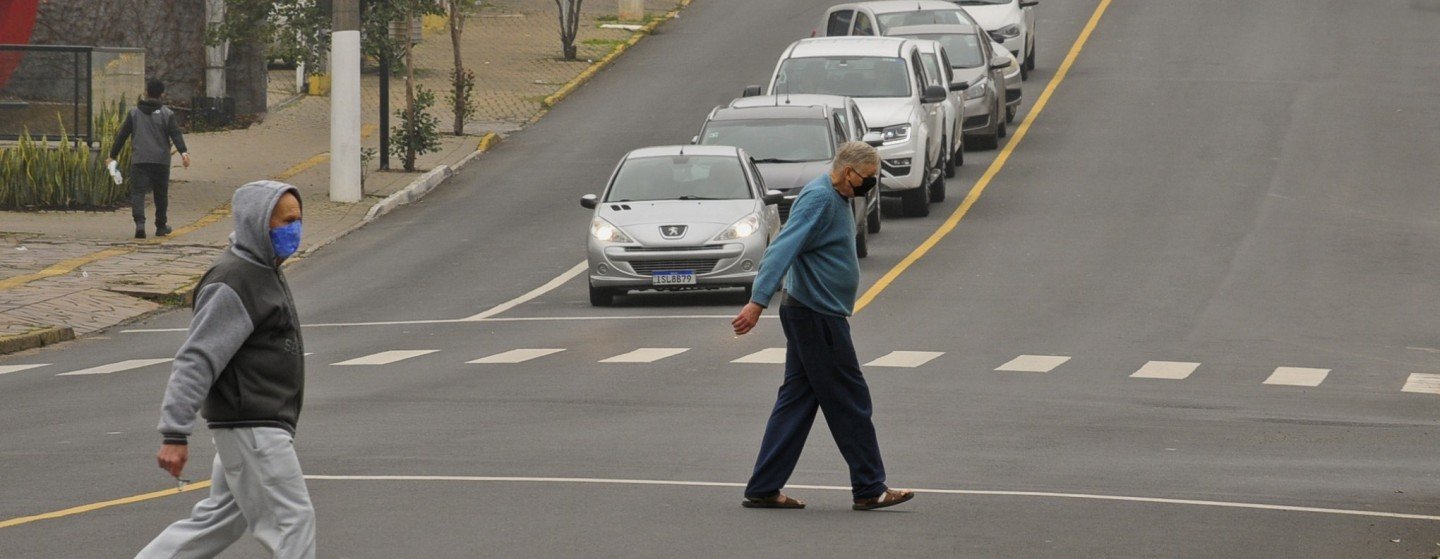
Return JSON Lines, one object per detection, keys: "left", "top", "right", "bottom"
{"left": 847, "top": 172, "right": 878, "bottom": 198}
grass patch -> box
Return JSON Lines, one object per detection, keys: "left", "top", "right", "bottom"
{"left": 582, "top": 38, "right": 626, "bottom": 47}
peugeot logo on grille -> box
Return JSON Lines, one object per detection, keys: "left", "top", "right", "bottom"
{"left": 660, "top": 225, "right": 688, "bottom": 239}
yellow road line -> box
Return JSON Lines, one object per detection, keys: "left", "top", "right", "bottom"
{"left": 0, "top": 247, "right": 135, "bottom": 291}
{"left": 0, "top": 481, "right": 211, "bottom": 530}
{"left": 854, "top": 0, "right": 1113, "bottom": 314}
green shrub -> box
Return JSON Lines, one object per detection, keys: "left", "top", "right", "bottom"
{"left": 0, "top": 103, "right": 132, "bottom": 210}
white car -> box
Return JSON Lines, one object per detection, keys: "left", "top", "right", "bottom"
{"left": 762, "top": 37, "right": 954, "bottom": 217}
{"left": 890, "top": 24, "right": 1011, "bottom": 150}
{"left": 955, "top": 0, "right": 1038, "bottom": 81}
{"left": 910, "top": 39, "right": 967, "bottom": 181}
{"left": 819, "top": 0, "right": 979, "bottom": 37}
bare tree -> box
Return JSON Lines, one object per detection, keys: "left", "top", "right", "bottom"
{"left": 446, "top": 0, "right": 473, "bottom": 135}
{"left": 554, "top": 0, "right": 583, "bottom": 60}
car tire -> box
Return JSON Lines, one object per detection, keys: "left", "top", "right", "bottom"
{"left": 855, "top": 220, "right": 869, "bottom": 258}
{"left": 943, "top": 136, "right": 956, "bottom": 178}
{"left": 996, "top": 103, "right": 1008, "bottom": 139}
{"left": 901, "top": 161, "right": 931, "bottom": 218}
{"left": 968, "top": 126, "right": 1000, "bottom": 151}
{"left": 867, "top": 197, "right": 882, "bottom": 233}
{"left": 1006, "top": 104, "right": 1016, "bottom": 124}
{"left": 929, "top": 156, "right": 947, "bottom": 203}
{"left": 1025, "top": 39, "right": 1036, "bottom": 71}
{"left": 588, "top": 281, "right": 614, "bottom": 306}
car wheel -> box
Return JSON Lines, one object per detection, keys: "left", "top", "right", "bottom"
{"left": 1006, "top": 104, "right": 1016, "bottom": 124}
{"left": 901, "top": 160, "right": 931, "bottom": 217}
{"left": 1020, "top": 62, "right": 1028, "bottom": 82}
{"left": 996, "top": 102, "right": 1008, "bottom": 139}
{"left": 867, "top": 197, "right": 882, "bottom": 233}
{"left": 588, "top": 281, "right": 614, "bottom": 306}
{"left": 943, "top": 136, "right": 956, "bottom": 178}
{"left": 855, "top": 219, "right": 869, "bottom": 258}
{"left": 929, "top": 154, "right": 947, "bottom": 203}
{"left": 1025, "top": 40, "right": 1036, "bottom": 71}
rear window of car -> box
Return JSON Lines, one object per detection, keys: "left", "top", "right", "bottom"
{"left": 876, "top": 10, "right": 967, "bottom": 31}
{"left": 606, "top": 156, "right": 751, "bottom": 202}
{"left": 775, "top": 56, "right": 912, "bottom": 99}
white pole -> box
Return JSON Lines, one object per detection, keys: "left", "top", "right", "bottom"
{"left": 204, "top": 0, "right": 228, "bottom": 99}
{"left": 329, "top": 0, "right": 362, "bottom": 203}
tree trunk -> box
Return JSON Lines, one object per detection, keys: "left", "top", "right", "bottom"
{"left": 449, "top": 0, "right": 464, "bottom": 135}
{"left": 403, "top": 7, "right": 418, "bottom": 171}
{"left": 555, "top": 0, "right": 584, "bottom": 61}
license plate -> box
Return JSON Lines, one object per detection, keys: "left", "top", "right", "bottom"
{"left": 652, "top": 270, "right": 696, "bottom": 286}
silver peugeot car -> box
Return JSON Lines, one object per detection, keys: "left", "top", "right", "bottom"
{"left": 580, "top": 145, "right": 783, "bottom": 306}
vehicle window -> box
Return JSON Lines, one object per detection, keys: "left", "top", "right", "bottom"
{"left": 894, "top": 33, "right": 985, "bottom": 68}
{"left": 876, "top": 10, "right": 966, "bottom": 30}
{"left": 910, "top": 53, "right": 926, "bottom": 93}
{"left": 920, "top": 53, "right": 943, "bottom": 87}
{"left": 699, "top": 120, "right": 835, "bottom": 162}
{"left": 749, "top": 160, "right": 766, "bottom": 193}
{"left": 853, "top": 12, "right": 875, "bottom": 36}
{"left": 774, "top": 56, "right": 912, "bottom": 98}
{"left": 606, "top": 156, "right": 751, "bottom": 202}
{"left": 851, "top": 106, "right": 868, "bottom": 134}
{"left": 826, "top": 10, "right": 854, "bottom": 36}
{"left": 832, "top": 114, "right": 848, "bottom": 142}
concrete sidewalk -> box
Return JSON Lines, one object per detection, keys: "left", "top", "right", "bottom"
{"left": 0, "top": 0, "right": 689, "bottom": 352}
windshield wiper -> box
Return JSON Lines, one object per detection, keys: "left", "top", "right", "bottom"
{"left": 751, "top": 158, "right": 811, "bottom": 164}
{"left": 677, "top": 196, "right": 720, "bottom": 200}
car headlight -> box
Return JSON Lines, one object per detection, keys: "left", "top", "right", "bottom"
{"left": 714, "top": 213, "right": 761, "bottom": 241}
{"left": 988, "top": 24, "right": 1021, "bottom": 41}
{"left": 590, "top": 216, "right": 633, "bottom": 243}
{"left": 879, "top": 124, "right": 911, "bottom": 145}
{"left": 964, "top": 78, "right": 988, "bottom": 100}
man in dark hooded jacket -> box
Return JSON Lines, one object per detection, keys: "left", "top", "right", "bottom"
{"left": 136, "top": 181, "right": 314, "bottom": 559}
{"left": 108, "top": 78, "right": 190, "bottom": 239}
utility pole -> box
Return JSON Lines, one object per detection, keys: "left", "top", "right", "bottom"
{"left": 329, "top": 0, "right": 363, "bottom": 202}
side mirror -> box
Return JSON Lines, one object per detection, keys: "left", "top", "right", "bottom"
{"left": 581, "top": 194, "right": 598, "bottom": 209}
{"left": 690, "top": 135, "right": 699, "bottom": 145}
{"left": 921, "top": 84, "right": 948, "bottom": 104}
{"left": 862, "top": 131, "right": 884, "bottom": 147}
{"left": 990, "top": 58, "right": 1009, "bottom": 70}
{"left": 948, "top": 80, "right": 969, "bottom": 92}
{"left": 742, "top": 85, "right": 763, "bottom": 97}
{"left": 762, "top": 190, "right": 785, "bottom": 205}
{"left": 1020, "top": 0, "right": 1038, "bottom": 7}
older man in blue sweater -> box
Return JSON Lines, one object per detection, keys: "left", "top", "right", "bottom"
{"left": 732, "top": 141, "right": 915, "bottom": 511}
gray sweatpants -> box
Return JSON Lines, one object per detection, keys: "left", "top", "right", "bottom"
{"left": 136, "top": 427, "right": 316, "bottom": 559}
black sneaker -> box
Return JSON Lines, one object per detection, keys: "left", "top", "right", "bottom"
{"left": 134, "top": 228, "right": 146, "bottom": 239}
{"left": 155, "top": 226, "right": 172, "bottom": 237}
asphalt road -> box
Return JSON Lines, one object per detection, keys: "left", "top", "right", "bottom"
{"left": 5, "top": 0, "right": 1440, "bottom": 557}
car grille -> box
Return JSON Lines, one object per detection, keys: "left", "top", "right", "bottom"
{"left": 624, "top": 245, "right": 724, "bottom": 253}
{"left": 630, "top": 259, "right": 720, "bottom": 274}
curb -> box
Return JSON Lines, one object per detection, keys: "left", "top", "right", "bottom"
{"left": 0, "top": 325, "right": 74, "bottom": 355}
{"left": 362, "top": 132, "right": 501, "bottom": 223}
{"left": 540, "top": 0, "right": 694, "bottom": 110}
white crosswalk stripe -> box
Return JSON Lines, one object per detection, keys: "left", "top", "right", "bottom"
{"left": 469, "top": 349, "right": 566, "bottom": 364}
{"left": 56, "top": 358, "right": 172, "bottom": 376}
{"left": 599, "top": 348, "right": 689, "bottom": 363}
{"left": 1401, "top": 373, "right": 1440, "bottom": 395}
{"left": 332, "top": 350, "right": 439, "bottom": 366}
{"left": 0, "top": 364, "right": 49, "bottom": 375}
{"left": 997, "top": 355, "right": 1071, "bottom": 373}
{"left": 1264, "top": 367, "right": 1330, "bottom": 387}
{"left": 732, "top": 348, "right": 786, "bottom": 364}
{"left": 1131, "top": 361, "right": 1200, "bottom": 380}
{"left": 866, "top": 351, "right": 944, "bottom": 368}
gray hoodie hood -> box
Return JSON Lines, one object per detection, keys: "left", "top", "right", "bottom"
{"left": 229, "top": 180, "right": 301, "bottom": 269}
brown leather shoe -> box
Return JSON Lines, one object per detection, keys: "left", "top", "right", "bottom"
{"left": 853, "top": 488, "right": 914, "bottom": 511}
{"left": 741, "top": 493, "right": 806, "bottom": 509}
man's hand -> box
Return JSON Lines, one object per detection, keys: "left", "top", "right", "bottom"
{"left": 157, "top": 443, "right": 188, "bottom": 478}
{"left": 732, "top": 302, "right": 764, "bottom": 336}
{"left": 181, "top": 153, "right": 190, "bottom": 168}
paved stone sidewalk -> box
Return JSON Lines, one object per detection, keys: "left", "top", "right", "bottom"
{"left": 0, "top": 0, "right": 688, "bottom": 353}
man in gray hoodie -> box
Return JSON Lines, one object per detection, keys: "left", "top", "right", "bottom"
{"left": 108, "top": 79, "right": 190, "bottom": 239}
{"left": 137, "top": 181, "right": 314, "bottom": 559}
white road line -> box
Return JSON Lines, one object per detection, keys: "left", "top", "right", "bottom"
{"left": 1401, "top": 373, "right": 1440, "bottom": 395}
{"left": 56, "top": 358, "right": 172, "bottom": 377}
{"left": 332, "top": 350, "right": 439, "bottom": 366}
{"left": 468, "top": 349, "right": 566, "bottom": 364}
{"left": 996, "top": 355, "right": 1071, "bottom": 373}
{"left": 0, "top": 364, "right": 49, "bottom": 376}
{"left": 599, "top": 348, "right": 689, "bottom": 363}
{"left": 463, "top": 261, "right": 587, "bottom": 321}
{"left": 301, "top": 475, "right": 1440, "bottom": 522}
{"left": 1264, "top": 367, "right": 1330, "bottom": 387}
{"left": 732, "top": 348, "right": 786, "bottom": 364}
{"left": 1131, "top": 361, "right": 1200, "bottom": 380}
{"left": 865, "top": 351, "right": 944, "bottom": 368}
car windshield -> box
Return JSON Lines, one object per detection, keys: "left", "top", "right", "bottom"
{"left": 775, "top": 57, "right": 911, "bottom": 98}
{"left": 876, "top": 10, "right": 967, "bottom": 30}
{"left": 898, "top": 33, "right": 985, "bottom": 68}
{"left": 699, "top": 120, "right": 833, "bottom": 162}
{"left": 606, "top": 155, "right": 751, "bottom": 202}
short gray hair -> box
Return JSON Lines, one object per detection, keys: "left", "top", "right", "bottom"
{"left": 832, "top": 141, "right": 880, "bottom": 173}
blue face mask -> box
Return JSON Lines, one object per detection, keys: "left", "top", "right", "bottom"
{"left": 270, "top": 221, "right": 302, "bottom": 261}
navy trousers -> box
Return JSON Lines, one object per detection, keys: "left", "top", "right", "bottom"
{"left": 744, "top": 303, "right": 887, "bottom": 500}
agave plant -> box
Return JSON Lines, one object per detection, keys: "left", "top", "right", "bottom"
{"left": 0, "top": 102, "right": 132, "bottom": 210}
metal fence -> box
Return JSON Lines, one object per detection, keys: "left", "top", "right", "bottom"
{"left": 0, "top": 44, "right": 145, "bottom": 145}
